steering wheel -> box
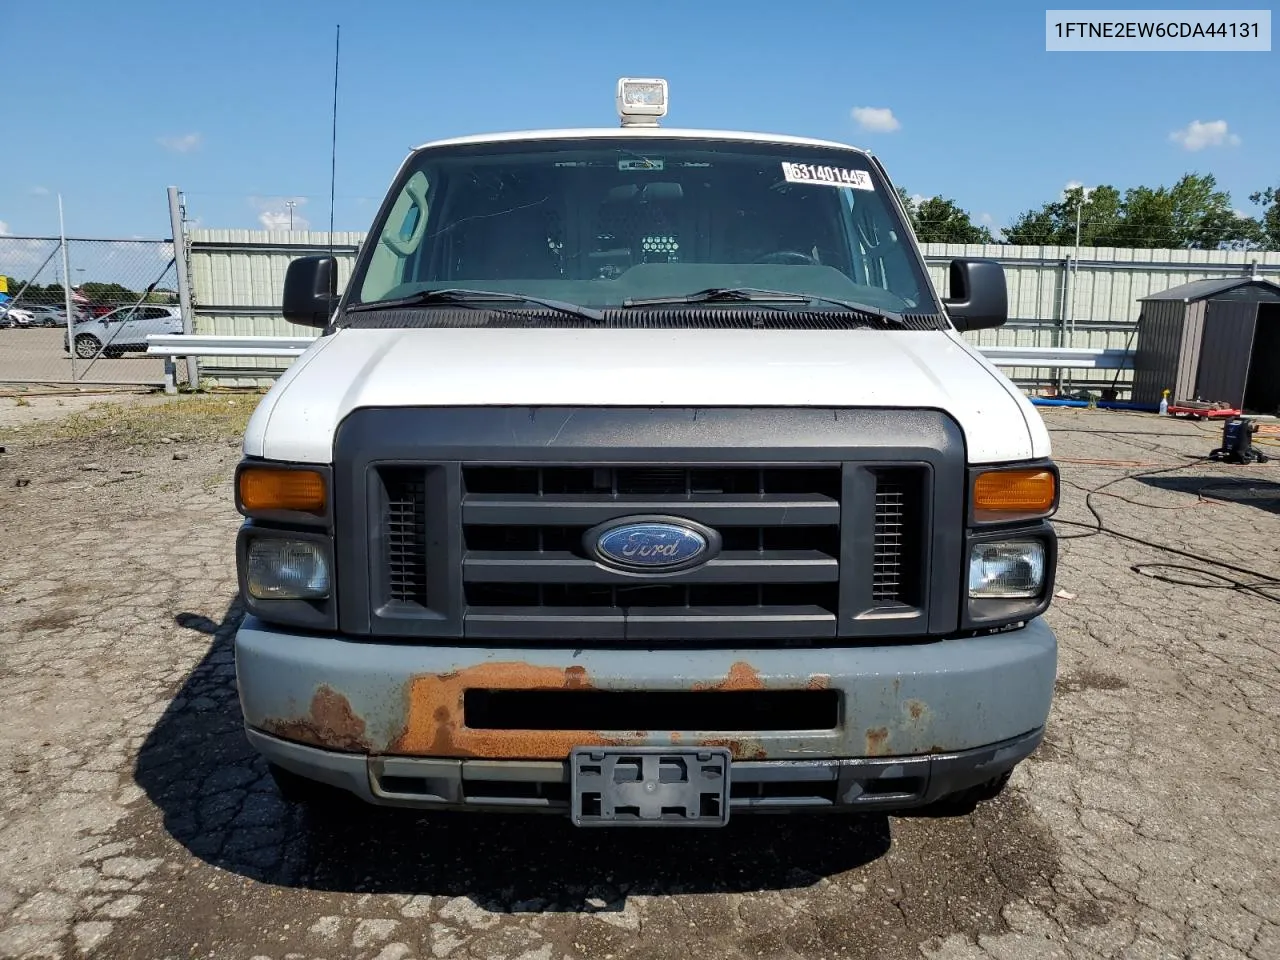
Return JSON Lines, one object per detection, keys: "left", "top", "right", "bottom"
{"left": 753, "top": 250, "right": 817, "bottom": 265}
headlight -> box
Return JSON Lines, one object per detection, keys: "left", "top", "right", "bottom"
{"left": 969, "top": 540, "right": 1045, "bottom": 598}
{"left": 246, "top": 537, "right": 331, "bottom": 600}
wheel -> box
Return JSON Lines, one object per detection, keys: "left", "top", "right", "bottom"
{"left": 919, "top": 770, "right": 1012, "bottom": 817}
{"left": 267, "top": 763, "right": 355, "bottom": 813}
{"left": 74, "top": 334, "right": 102, "bottom": 359}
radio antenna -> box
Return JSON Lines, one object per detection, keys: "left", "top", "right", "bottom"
{"left": 328, "top": 24, "right": 340, "bottom": 255}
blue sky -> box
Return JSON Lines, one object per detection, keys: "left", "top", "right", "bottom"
{"left": 1, "top": 0, "right": 1276, "bottom": 240}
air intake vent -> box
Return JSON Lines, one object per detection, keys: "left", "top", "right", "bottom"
{"left": 381, "top": 468, "right": 428, "bottom": 606}
{"left": 872, "top": 468, "right": 924, "bottom": 607}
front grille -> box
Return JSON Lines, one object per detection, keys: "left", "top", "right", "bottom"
{"left": 347, "top": 406, "right": 957, "bottom": 643}
{"left": 374, "top": 461, "right": 929, "bottom": 640}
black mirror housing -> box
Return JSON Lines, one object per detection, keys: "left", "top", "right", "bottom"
{"left": 283, "top": 256, "right": 338, "bottom": 329}
{"left": 944, "top": 259, "right": 1007, "bottom": 332}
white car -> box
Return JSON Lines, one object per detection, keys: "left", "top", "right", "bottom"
{"left": 65, "top": 305, "right": 182, "bottom": 358}
{"left": 0, "top": 304, "right": 34, "bottom": 328}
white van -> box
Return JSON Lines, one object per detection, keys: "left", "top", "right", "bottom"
{"left": 231, "top": 79, "right": 1059, "bottom": 827}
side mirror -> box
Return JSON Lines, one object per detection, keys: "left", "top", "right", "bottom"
{"left": 283, "top": 255, "right": 337, "bottom": 328}
{"left": 944, "top": 259, "right": 1007, "bottom": 332}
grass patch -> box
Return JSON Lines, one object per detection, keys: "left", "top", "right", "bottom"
{"left": 9, "top": 394, "right": 259, "bottom": 447}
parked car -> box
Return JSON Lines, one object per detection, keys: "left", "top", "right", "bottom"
{"left": 64, "top": 305, "right": 182, "bottom": 358}
{"left": 23, "top": 305, "right": 79, "bottom": 328}
{"left": 0, "top": 304, "right": 34, "bottom": 328}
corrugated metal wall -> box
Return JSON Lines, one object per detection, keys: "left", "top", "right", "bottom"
{"left": 189, "top": 230, "right": 363, "bottom": 384}
{"left": 1194, "top": 301, "right": 1259, "bottom": 409}
{"left": 188, "top": 231, "right": 1280, "bottom": 390}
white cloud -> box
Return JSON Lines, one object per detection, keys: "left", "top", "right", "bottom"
{"left": 851, "top": 106, "right": 901, "bottom": 133}
{"left": 909, "top": 193, "right": 933, "bottom": 208}
{"left": 250, "top": 196, "right": 310, "bottom": 231}
{"left": 1060, "top": 180, "right": 1097, "bottom": 202}
{"left": 979, "top": 212, "right": 995, "bottom": 226}
{"left": 158, "top": 132, "right": 202, "bottom": 153}
{"left": 0, "top": 237, "right": 57, "bottom": 271}
{"left": 0, "top": 220, "right": 9, "bottom": 236}
{"left": 1169, "top": 119, "right": 1240, "bottom": 151}
{"left": 29, "top": 186, "right": 49, "bottom": 196}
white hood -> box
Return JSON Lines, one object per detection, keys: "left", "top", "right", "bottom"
{"left": 244, "top": 327, "right": 1051, "bottom": 464}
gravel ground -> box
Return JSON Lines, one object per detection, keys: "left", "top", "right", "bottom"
{"left": 1, "top": 399, "right": 1278, "bottom": 960}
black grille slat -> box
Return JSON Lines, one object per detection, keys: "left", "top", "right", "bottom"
{"left": 382, "top": 469, "right": 429, "bottom": 606}
{"left": 463, "top": 493, "right": 840, "bottom": 527}
{"left": 463, "top": 550, "right": 839, "bottom": 584}
{"left": 462, "top": 466, "right": 841, "bottom": 499}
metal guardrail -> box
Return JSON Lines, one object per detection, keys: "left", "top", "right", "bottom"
{"left": 976, "top": 346, "right": 1133, "bottom": 369}
{"left": 147, "top": 335, "right": 1135, "bottom": 369}
{"left": 147, "top": 334, "right": 314, "bottom": 358}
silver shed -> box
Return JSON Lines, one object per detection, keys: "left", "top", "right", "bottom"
{"left": 1130, "top": 276, "right": 1280, "bottom": 413}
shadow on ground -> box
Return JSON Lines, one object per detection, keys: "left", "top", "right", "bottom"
{"left": 134, "top": 598, "right": 893, "bottom": 906}
{"left": 1138, "top": 474, "right": 1280, "bottom": 516}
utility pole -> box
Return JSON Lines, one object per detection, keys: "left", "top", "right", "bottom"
{"left": 285, "top": 199, "right": 297, "bottom": 231}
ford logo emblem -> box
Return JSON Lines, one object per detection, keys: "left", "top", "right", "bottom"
{"left": 585, "top": 516, "right": 721, "bottom": 573}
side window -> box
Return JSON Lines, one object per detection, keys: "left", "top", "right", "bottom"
{"left": 360, "top": 170, "right": 431, "bottom": 301}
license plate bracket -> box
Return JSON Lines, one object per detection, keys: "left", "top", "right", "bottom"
{"left": 569, "top": 746, "right": 732, "bottom": 827}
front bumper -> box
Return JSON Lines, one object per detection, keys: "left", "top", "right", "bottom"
{"left": 234, "top": 616, "right": 1056, "bottom": 811}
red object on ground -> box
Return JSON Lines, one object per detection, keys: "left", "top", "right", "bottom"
{"left": 1166, "top": 404, "right": 1241, "bottom": 419}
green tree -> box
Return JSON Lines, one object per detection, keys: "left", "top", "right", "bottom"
{"left": 1003, "top": 185, "right": 1122, "bottom": 246}
{"left": 77, "top": 281, "right": 137, "bottom": 302}
{"left": 1005, "top": 174, "right": 1264, "bottom": 249}
{"left": 1249, "top": 185, "right": 1280, "bottom": 249}
{"left": 912, "top": 197, "right": 994, "bottom": 243}
{"left": 895, "top": 186, "right": 915, "bottom": 221}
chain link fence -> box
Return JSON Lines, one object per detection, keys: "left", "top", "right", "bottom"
{"left": 0, "top": 237, "right": 185, "bottom": 387}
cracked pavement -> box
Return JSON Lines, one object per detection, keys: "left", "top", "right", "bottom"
{"left": 1, "top": 398, "right": 1278, "bottom": 959}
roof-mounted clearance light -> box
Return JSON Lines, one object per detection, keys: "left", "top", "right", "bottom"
{"left": 617, "top": 77, "right": 668, "bottom": 128}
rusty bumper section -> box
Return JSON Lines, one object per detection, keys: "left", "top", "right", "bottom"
{"left": 234, "top": 615, "right": 1057, "bottom": 765}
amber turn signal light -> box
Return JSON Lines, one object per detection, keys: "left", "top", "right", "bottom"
{"left": 972, "top": 468, "right": 1056, "bottom": 522}
{"left": 238, "top": 467, "right": 326, "bottom": 515}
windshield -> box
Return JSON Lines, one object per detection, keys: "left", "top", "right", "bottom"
{"left": 347, "top": 137, "right": 939, "bottom": 321}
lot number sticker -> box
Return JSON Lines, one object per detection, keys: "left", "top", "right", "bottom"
{"left": 781, "top": 162, "right": 874, "bottom": 190}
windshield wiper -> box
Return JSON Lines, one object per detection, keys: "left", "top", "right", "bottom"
{"left": 621, "top": 287, "right": 906, "bottom": 326}
{"left": 347, "top": 288, "right": 605, "bottom": 322}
